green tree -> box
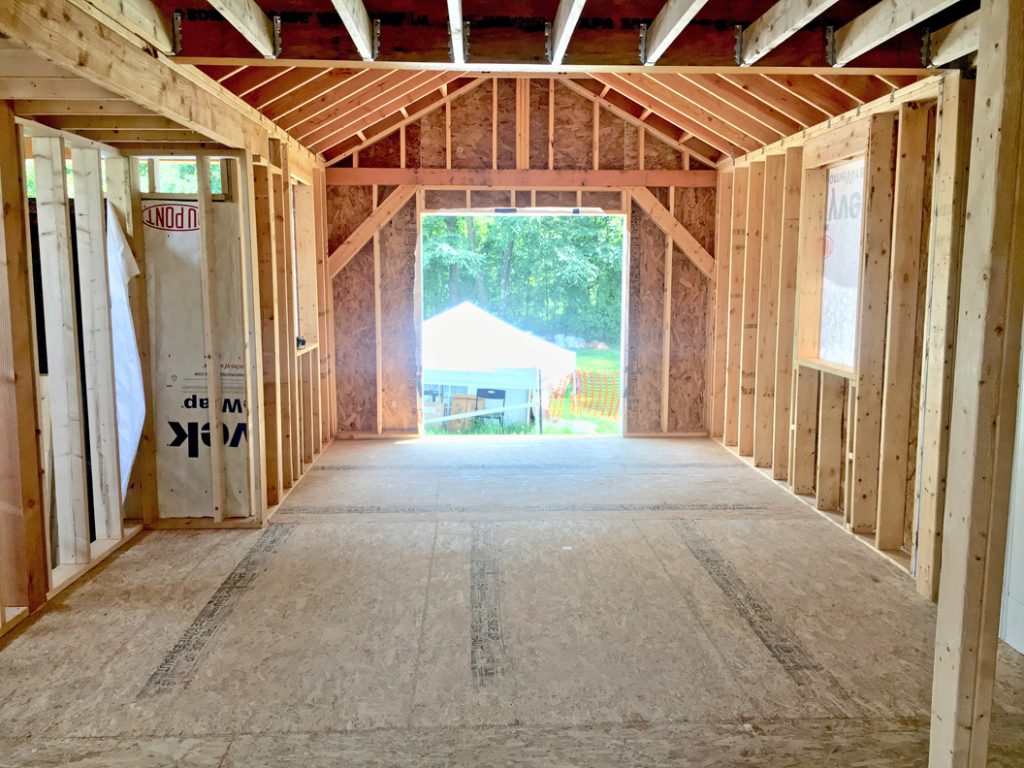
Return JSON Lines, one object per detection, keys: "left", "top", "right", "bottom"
{"left": 421, "top": 214, "right": 624, "bottom": 344}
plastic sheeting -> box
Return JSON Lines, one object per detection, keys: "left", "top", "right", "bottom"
{"left": 105, "top": 202, "right": 144, "bottom": 501}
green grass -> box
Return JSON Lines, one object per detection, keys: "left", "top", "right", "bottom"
{"left": 543, "top": 346, "right": 621, "bottom": 435}
{"left": 572, "top": 347, "right": 621, "bottom": 372}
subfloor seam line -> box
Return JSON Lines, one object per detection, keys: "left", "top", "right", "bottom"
{"left": 137, "top": 525, "right": 295, "bottom": 698}
{"left": 407, "top": 521, "right": 439, "bottom": 727}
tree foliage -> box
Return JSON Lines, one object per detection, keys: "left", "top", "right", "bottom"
{"left": 422, "top": 214, "right": 624, "bottom": 343}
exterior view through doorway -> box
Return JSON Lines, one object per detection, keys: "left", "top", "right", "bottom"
{"left": 419, "top": 210, "right": 627, "bottom": 437}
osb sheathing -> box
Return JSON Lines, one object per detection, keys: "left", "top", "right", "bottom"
{"left": 496, "top": 79, "right": 516, "bottom": 170}
{"left": 359, "top": 131, "right": 401, "bottom": 168}
{"left": 328, "top": 77, "right": 718, "bottom": 437}
{"left": 378, "top": 198, "right": 419, "bottom": 433}
{"left": 529, "top": 80, "right": 550, "bottom": 171}
{"left": 325, "top": 185, "right": 372, "bottom": 254}
{"left": 333, "top": 243, "right": 377, "bottom": 433}
{"left": 553, "top": 82, "right": 594, "bottom": 170}
{"left": 451, "top": 79, "right": 493, "bottom": 170}
{"left": 599, "top": 107, "right": 626, "bottom": 171}
{"left": 627, "top": 200, "right": 666, "bottom": 434}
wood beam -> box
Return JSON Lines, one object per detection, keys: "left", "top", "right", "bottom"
{"left": 629, "top": 186, "right": 715, "bottom": 282}
{"left": 710, "top": 169, "right": 733, "bottom": 438}
{"left": 740, "top": 0, "right": 842, "bottom": 65}
{"left": 0, "top": 102, "right": 47, "bottom": 609}
{"left": 330, "top": 0, "right": 375, "bottom": 62}
{"left": 876, "top": 101, "right": 930, "bottom": 551}
{"left": 85, "top": 0, "right": 173, "bottom": 53}
{"left": 929, "top": 1, "right": 1024, "bottom": 765}
{"left": 833, "top": 0, "right": 961, "bottom": 67}
{"left": 71, "top": 146, "right": 122, "bottom": 541}
{"left": 724, "top": 166, "right": 749, "bottom": 446}
{"left": 208, "top": 0, "right": 275, "bottom": 59}
{"left": 738, "top": 161, "right": 765, "bottom": 456}
{"left": 0, "top": 0, "right": 265, "bottom": 153}
{"left": 549, "top": 0, "right": 587, "bottom": 67}
{"left": 326, "top": 168, "right": 716, "bottom": 188}
{"left": 643, "top": 0, "right": 713, "bottom": 66}
{"left": 927, "top": 10, "right": 979, "bottom": 69}
{"left": 446, "top": 0, "right": 465, "bottom": 65}
{"left": 328, "top": 185, "right": 416, "bottom": 278}
{"left": 33, "top": 136, "right": 90, "bottom": 565}
{"left": 913, "top": 73, "right": 974, "bottom": 601}
{"left": 848, "top": 114, "right": 898, "bottom": 534}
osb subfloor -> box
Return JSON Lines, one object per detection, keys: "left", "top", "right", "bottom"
{"left": 2, "top": 437, "right": 1024, "bottom": 767}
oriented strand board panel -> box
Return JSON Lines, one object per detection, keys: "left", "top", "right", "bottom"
{"left": 451, "top": 79, "right": 493, "bottom": 170}
{"left": 405, "top": 122, "right": 423, "bottom": 168}
{"left": 471, "top": 190, "right": 513, "bottom": 208}
{"left": 333, "top": 244, "right": 377, "bottom": 433}
{"left": 626, "top": 200, "right": 666, "bottom": 433}
{"left": 552, "top": 81, "right": 593, "bottom": 170}
{"left": 417, "top": 107, "right": 446, "bottom": 169}
{"left": 378, "top": 198, "right": 419, "bottom": 433}
{"left": 529, "top": 79, "right": 549, "bottom": 170}
{"left": 645, "top": 133, "right": 683, "bottom": 170}
{"left": 358, "top": 131, "right": 401, "bottom": 167}
{"left": 668, "top": 251, "right": 709, "bottom": 432}
{"left": 535, "top": 190, "right": 576, "bottom": 207}
{"left": 668, "top": 186, "right": 716, "bottom": 433}
{"left": 599, "top": 107, "right": 627, "bottom": 170}
{"left": 424, "top": 189, "right": 466, "bottom": 209}
{"left": 495, "top": 78, "right": 517, "bottom": 170}
{"left": 326, "top": 185, "right": 372, "bottom": 254}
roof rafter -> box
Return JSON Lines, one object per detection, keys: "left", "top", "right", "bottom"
{"left": 643, "top": 0, "right": 713, "bottom": 65}
{"left": 208, "top": 0, "right": 275, "bottom": 58}
{"left": 312, "top": 72, "right": 467, "bottom": 155}
{"left": 324, "top": 77, "right": 487, "bottom": 165}
{"left": 560, "top": 77, "right": 718, "bottom": 167}
{"left": 596, "top": 73, "right": 751, "bottom": 156}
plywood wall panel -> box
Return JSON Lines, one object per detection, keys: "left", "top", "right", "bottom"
{"left": 553, "top": 81, "right": 593, "bottom": 170}
{"left": 626, "top": 200, "right": 666, "bottom": 433}
{"left": 451, "top": 79, "right": 493, "bottom": 170}
{"left": 333, "top": 243, "right": 376, "bottom": 433}
{"left": 326, "top": 184, "right": 372, "bottom": 253}
{"left": 378, "top": 199, "right": 419, "bottom": 433}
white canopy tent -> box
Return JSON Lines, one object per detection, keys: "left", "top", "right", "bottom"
{"left": 422, "top": 302, "right": 576, "bottom": 426}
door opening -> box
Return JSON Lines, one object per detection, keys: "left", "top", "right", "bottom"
{"left": 419, "top": 211, "right": 626, "bottom": 437}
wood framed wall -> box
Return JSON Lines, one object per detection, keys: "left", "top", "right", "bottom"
{"left": 324, "top": 76, "right": 718, "bottom": 439}
{"left": 713, "top": 73, "right": 956, "bottom": 582}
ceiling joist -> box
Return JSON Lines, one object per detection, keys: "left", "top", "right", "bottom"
{"left": 207, "top": 0, "right": 276, "bottom": 59}
{"left": 330, "top": 0, "right": 376, "bottom": 62}
{"left": 832, "top": 0, "right": 963, "bottom": 67}
{"left": 643, "top": 0, "right": 713, "bottom": 65}
{"left": 86, "top": 0, "right": 173, "bottom": 53}
{"left": 549, "top": 0, "right": 587, "bottom": 67}
{"left": 446, "top": 0, "right": 465, "bottom": 65}
{"left": 927, "top": 10, "right": 979, "bottom": 68}
{"left": 739, "top": 0, "right": 841, "bottom": 65}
